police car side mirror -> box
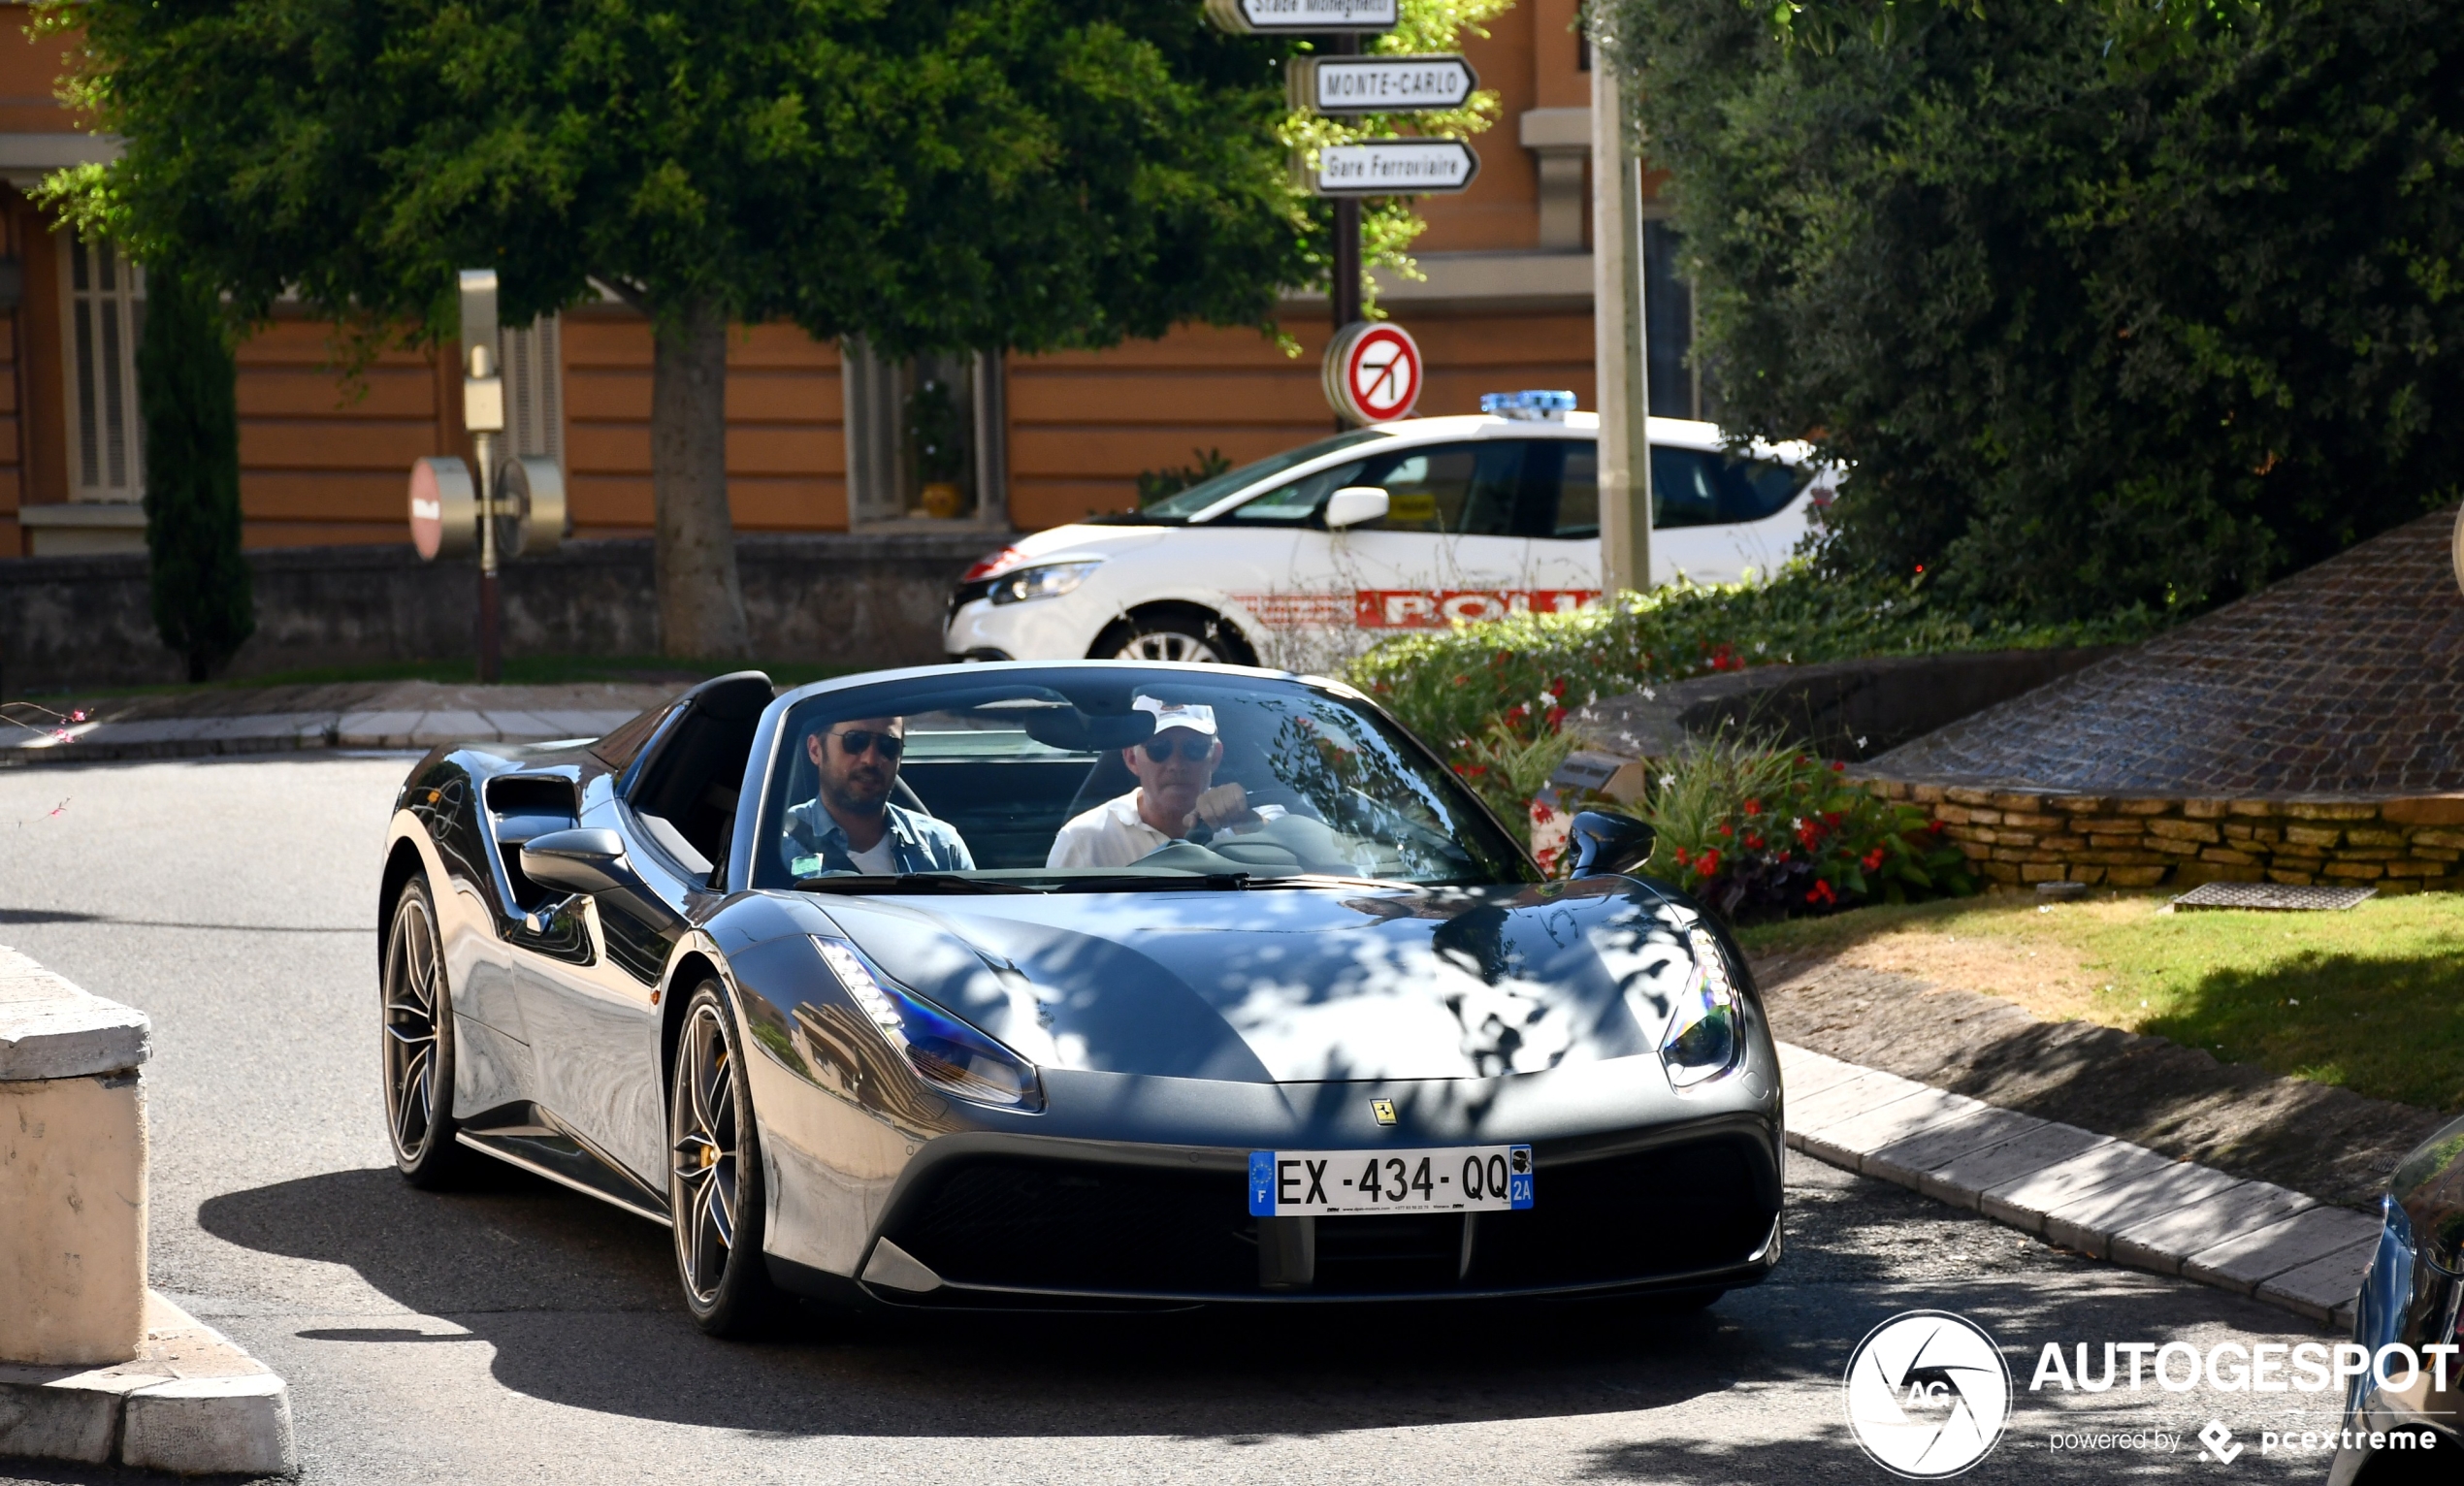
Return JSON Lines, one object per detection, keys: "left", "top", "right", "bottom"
{"left": 1323, "top": 487, "right": 1389, "bottom": 530}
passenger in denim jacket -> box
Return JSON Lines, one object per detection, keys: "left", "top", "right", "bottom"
{"left": 782, "top": 716, "right": 974, "bottom": 878}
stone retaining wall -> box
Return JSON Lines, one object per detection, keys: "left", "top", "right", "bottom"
{"left": 1860, "top": 782, "right": 2464, "bottom": 892}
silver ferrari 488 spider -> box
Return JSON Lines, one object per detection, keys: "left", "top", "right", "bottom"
{"left": 376, "top": 662, "right": 1783, "bottom": 1333}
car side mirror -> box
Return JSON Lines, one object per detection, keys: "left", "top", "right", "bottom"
{"left": 1570, "top": 810, "right": 1656, "bottom": 878}
{"left": 520, "top": 827, "right": 633, "bottom": 896}
{"left": 1323, "top": 486, "right": 1390, "bottom": 531}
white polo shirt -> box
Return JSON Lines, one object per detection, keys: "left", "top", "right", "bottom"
{"left": 1046, "top": 791, "right": 1173, "bottom": 869}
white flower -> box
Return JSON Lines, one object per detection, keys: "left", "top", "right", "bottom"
{"left": 1792, "top": 817, "right": 1804, "bottom": 829}
{"left": 1754, "top": 640, "right": 1767, "bottom": 654}
{"left": 1584, "top": 690, "right": 1597, "bottom": 704}
{"left": 1660, "top": 774, "right": 1676, "bottom": 790}
{"left": 1857, "top": 735, "right": 1868, "bottom": 749}
{"left": 1641, "top": 687, "right": 1657, "bottom": 700}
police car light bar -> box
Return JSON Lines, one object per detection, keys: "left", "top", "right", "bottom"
{"left": 1480, "top": 390, "right": 1577, "bottom": 422}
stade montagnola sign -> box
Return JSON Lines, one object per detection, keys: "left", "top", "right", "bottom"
{"left": 1205, "top": 0, "right": 1397, "bottom": 34}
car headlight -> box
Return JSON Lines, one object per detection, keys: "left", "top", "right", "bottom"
{"left": 989, "top": 560, "right": 1101, "bottom": 604}
{"left": 813, "top": 938, "right": 1044, "bottom": 1112}
{"left": 1660, "top": 926, "right": 1742, "bottom": 1089}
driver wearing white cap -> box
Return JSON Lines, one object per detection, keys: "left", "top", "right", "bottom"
{"left": 1046, "top": 698, "right": 1274, "bottom": 868}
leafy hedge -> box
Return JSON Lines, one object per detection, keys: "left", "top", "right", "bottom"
{"left": 1349, "top": 563, "right": 2165, "bottom": 828}
{"left": 1635, "top": 734, "right": 1974, "bottom": 921}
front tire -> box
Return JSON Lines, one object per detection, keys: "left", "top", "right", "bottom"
{"left": 668, "top": 979, "right": 788, "bottom": 1337}
{"left": 381, "top": 876, "right": 478, "bottom": 1188}
{"left": 1091, "top": 607, "right": 1249, "bottom": 665}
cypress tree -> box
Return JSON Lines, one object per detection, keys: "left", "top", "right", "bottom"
{"left": 137, "top": 263, "right": 252, "bottom": 681}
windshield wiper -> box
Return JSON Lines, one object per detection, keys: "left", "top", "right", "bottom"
{"left": 794, "top": 873, "right": 1040, "bottom": 895}
{"left": 1048, "top": 872, "right": 1251, "bottom": 893}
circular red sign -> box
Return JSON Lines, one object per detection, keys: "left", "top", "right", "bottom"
{"left": 408, "top": 458, "right": 446, "bottom": 561}
{"left": 1325, "top": 322, "right": 1423, "bottom": 424}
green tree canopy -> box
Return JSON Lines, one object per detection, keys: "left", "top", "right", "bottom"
{"left": 1605, "top": 0, "right": 2464, "bottom": 620}
{"left": 49, "top": 0, "right": 1325, "bottom": 654}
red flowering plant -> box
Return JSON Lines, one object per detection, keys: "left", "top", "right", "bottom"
{"left": 1636, "top": 731, "right": 1972, "bottom": 921}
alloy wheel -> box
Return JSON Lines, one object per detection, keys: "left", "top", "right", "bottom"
{"left": 671, "top": 1001, "right": 741, "bottom": 1308}
{"left": 381, "top": 892, "right": 442, "bottom": 1163}
{"left": 1118, "top": 629, "right": 1221, "bottom": 663}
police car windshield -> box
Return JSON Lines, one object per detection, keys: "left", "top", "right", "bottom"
{"left": 1138, "top": 429, "right": 1394, "bottom": 521}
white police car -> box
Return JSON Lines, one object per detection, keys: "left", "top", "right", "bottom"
{"left": 945, "top": 394, "right": 1832, "bottom": 664}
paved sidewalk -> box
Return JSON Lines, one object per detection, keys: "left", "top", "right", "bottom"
{"left": 1780, "top": 1041, "right": 2379, "bottom": 1331}
{"left": 0, "top": 680, "right": 675, "bottom": 765}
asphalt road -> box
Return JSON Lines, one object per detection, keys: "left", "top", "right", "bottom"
{"left": 0, "top": 755, "right": 2351, "bottom": 1484}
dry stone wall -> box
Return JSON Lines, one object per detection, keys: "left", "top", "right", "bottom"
{"left": 1860, "top": 782, "right": 2464, "bottom": 892}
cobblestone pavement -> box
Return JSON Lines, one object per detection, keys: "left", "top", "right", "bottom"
{"left": 1865, "top": 506, "right": 2464, "bottom": 795}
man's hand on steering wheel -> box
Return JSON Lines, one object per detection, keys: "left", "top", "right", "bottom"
{"left": 1192, "top": 783, "right": 1258, "bottom": 832}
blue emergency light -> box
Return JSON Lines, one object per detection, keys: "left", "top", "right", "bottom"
{"left": 1479, "top": 389, "right": 1577, "bottom": 422}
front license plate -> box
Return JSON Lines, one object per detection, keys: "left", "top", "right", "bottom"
{"left": 1248, "top": 1146, "right": 1534, "bottom": 1217}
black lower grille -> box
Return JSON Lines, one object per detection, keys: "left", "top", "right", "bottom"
{"left": 888, "top": 1158, "right": 1257, "bottom": 1294}
{"left": 882, "top": 1135, "right": 1778, "bottom": 1301}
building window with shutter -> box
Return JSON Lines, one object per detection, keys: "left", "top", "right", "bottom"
{"left": 61, "top": 233, "right": 146, "bottom": 502}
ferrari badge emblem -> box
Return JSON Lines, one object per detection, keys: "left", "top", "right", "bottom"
{"left": 1370, "top": 1099, "right": 1397, "bottom": 1125}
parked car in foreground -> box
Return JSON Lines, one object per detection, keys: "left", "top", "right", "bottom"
{"left": 377, "top": 662, "right": 1784, "bottom": 1330}
{"left": 945, "top": 407, "right": 1831, "bottom": 664}
{"left": 2336, "top": 1118, "right": 2464, "bottom": 1482}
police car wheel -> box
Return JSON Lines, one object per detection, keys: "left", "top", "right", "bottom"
{"left": 1093, "top": 611, "right": 1245, "bottom": 665}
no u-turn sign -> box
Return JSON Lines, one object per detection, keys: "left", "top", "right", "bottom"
{"left": 1323, "top": 321, "right": 1423, "bottom": 424}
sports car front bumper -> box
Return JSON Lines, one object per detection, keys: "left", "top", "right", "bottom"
{"left": 744, "top": 1016, "right": 1786, "bottom": 1308}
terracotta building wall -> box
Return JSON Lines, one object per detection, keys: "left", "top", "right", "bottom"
{"left": 1006, "top": 309, "right": 1595, "bottom": 531}
{"left": 561, "top": 309, "right": 846, "bottom": 539}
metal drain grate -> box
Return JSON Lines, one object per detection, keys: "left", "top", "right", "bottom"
{"left": 2171, "top": 882, "right": 2377, "bottom": 912}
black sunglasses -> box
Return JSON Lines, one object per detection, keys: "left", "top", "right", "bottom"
{"left": 1141, "top": 736, "right": 1214, "bottom": 763}
{"left": 827, "top": 728, "right": 904, "bottom": 760}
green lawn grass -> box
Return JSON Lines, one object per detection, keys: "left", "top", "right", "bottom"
{"left": 1737, "top": 891, "right": 2464, "bottom": 1111}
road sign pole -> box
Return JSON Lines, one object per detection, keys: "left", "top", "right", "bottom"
{"left": 460, "top": 270, "right": 507, "bottom": 685}
{"left": 1590, "top": 57, "right": 1652, "bottom": 597}
{"left": 1329, "top": 32, "right": 1361, "bottom": 429}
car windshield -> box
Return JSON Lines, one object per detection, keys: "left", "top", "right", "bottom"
{"left": 1137, "top": 429, "right": 1395, "bottom": 520}
{"left": 754, "top": 666, "right": 1534, "bottom": 891}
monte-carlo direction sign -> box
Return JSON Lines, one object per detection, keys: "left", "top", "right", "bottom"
{"left": 1287, "top": 54, "right": 1478, "bottom": 114}
{"left": 1310, "top": 139, "right": 1480, "bottom": 197}
{"left": 1204, "top": 0, "right": 1398, "bottom": 35}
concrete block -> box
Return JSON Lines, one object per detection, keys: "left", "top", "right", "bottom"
{"left": 2255, "top": 1240, "right": 2380, "bottom": 1325}
{"left": 122, "top": 1373, "right": 296, "bottom": 1477}
{"left": 2111, "top": 1182, "right": 2317, "bottom": 1276}
{"left": 0, "top": 947, "right": 151, "bottom": 1081}
{"left": 1774, "top": 1046, "right": 1867, "bottom": 1101}
{"left": 1919, "top": 1122, "right": 2111, "bottom": 1211}
{"left": 2043, "top": 1162, "right": 2249, "bottom": 1258}
{"left": 409, "top": 709, "right": 494, "bottom": 743}
{"left": 0, "top": 1363, "right": 164, "bottom": 1464}
{"left": 0, "top": 1074, "right": 149, "bottom": 1366}
{"left": 1800, "top": 1086, "right": 1987, "bottom": 1168}
{"left": 335, "top": 710, "right": 425, "bottom": 745}
{"left": 1784, "top": 1069, "right": 1930, "bottom": 1136}
{"left": 1980, "top": 1139, "right": 2179, "bottom": 1234}
{"left": 2184, "top": 1207, "right": 2382, "bottom": 1294}
{"left": 477, "top": 709, "right": 557, "bottom": 739}
{"left": 1863, "top": 1106, "right": 2048, "bottom": 1187}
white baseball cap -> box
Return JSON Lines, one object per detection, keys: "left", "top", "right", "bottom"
{"left": 1133, "top": 696, "right": 1217, "bottom": 737}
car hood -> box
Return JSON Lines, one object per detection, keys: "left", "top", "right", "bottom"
{"left": 813, "top": 880, "right": 1709, "bottom": 1083}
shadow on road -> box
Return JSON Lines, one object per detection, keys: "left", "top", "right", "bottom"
{"left": 197, "top": 1164, "right": 1762, "bottom": 1438}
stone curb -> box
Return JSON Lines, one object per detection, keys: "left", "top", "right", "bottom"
{"left": 0, "top": 707, "right": 637, "bottom": 767}
{"left": 0, "top": 1291, "right": 296, "bottom": 1476}
{"left": 1778, "top": 1042, "right": 2376, "bottom": 1331}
